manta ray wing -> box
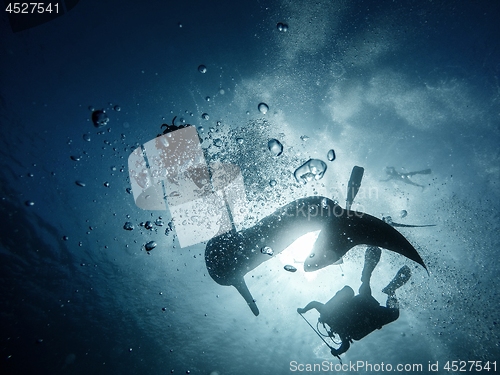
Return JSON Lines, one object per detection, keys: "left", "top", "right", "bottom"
{"left": 205, "top": 197, "right": 428, "bottom": 315}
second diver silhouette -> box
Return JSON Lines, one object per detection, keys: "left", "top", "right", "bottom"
{"left": 297, "top": 246, "right": 411, "bottom": 357}
{"left": 381, "top": 167, "right": 431, "bottom": 189}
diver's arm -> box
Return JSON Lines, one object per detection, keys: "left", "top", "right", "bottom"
{"left": 297, "top": 301, "right": 324, "bottom": 314}
{"left": 331, "top": 338, "right": 350, "bottom": 356}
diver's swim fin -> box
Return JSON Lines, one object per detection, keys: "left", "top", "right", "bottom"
{"left": 346, "top": 166, "right": 364, "bottom": 210}
{"left": 408, "top": 169, "right": 432, "bottom": 176}
{"left": 382, "top": 265, "right": 412, "bottom": 295}
{"left": 7, "top": 0, "right": 80, "bottom": 32}
{"left": 233, "top": 278, "right": 259, "bottom": 316}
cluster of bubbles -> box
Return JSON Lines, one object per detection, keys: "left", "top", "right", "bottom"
{"left": 199, "top": 118, "right": 343, "bottom": 217}
{"left": 91, "top": 109, "right": 109, "bottom": 128}
{"left": 123, "top": 218, "right": 169, "bottom": 231}
{"left": 276, "top": 22, "right": 289, "bottom": 32}
{"left": 123, "top": 222, "right": 134, "bottom": 231}
{"left": 382, "top": 216, "right": 393, "bottom": 225}
{"left": 104, "top": 106, "right": 339, "bottom": 258}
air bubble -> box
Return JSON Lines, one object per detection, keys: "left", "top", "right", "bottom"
{"left": 258, "top": 102, "right": 269, "bottom": 114}
{"left": 145, "top": 241, "right": 157, "bottom": 251}
{"left": 261, "top": 246, "right": 274, "bottom": 256}
{"left": 198, "top": 65, "right": 207, "bottom": 73}
{"left": 321, "top": 198, "right": 328, "bottom": 209}
{"left": 327, "top": 149, "right": 336, "bottom": 161}
{"left": 294, "top": 159, "right": 327, "bottom": 185}
{"left": 91, "top": 110, "right": 109, "bottom": 128}
{"left": 284, "top": 265, "right": 297, "bottom": 272}
{"left": 268, "top": 139, "right": 283, "bottom": 156}
{"left": 201, "top": 113, "right": 209, "bottom": 120}
{"left": 382, "top": 216, "right": 393, "bottom": 225}
{"left": 277, "top": 22, "right": 288, "bottom": 32}
{"left": 123, "top": 222, "right": 134, "bottom": 231}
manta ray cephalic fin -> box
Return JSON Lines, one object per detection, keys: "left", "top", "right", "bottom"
{"left": 233, "top": 278, "right": 259, "bottom": 316}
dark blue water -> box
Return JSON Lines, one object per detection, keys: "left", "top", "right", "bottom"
{"left": 1, "top": 1, "right": 499, "bottom": 374}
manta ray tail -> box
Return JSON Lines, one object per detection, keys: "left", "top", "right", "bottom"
{"left": 233, "top": 278, "right": 260, "bottom": 316}
{"left": 391, "top": 222, "right": 436, "bottom": 228}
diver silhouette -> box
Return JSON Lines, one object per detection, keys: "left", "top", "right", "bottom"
{"left": 381, "top": 167, "right": 431, "bottom": 188}
{"left": 297, "top": 246, "right": 412, "bottom": 357}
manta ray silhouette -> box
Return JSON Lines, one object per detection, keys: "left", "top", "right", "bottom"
{"left": 205, "top": 196, "right": 427, "bottom": 316}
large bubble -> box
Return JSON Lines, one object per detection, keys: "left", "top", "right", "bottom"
{"left": 293, "top": 159, "right": 327, "bottom": 185}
